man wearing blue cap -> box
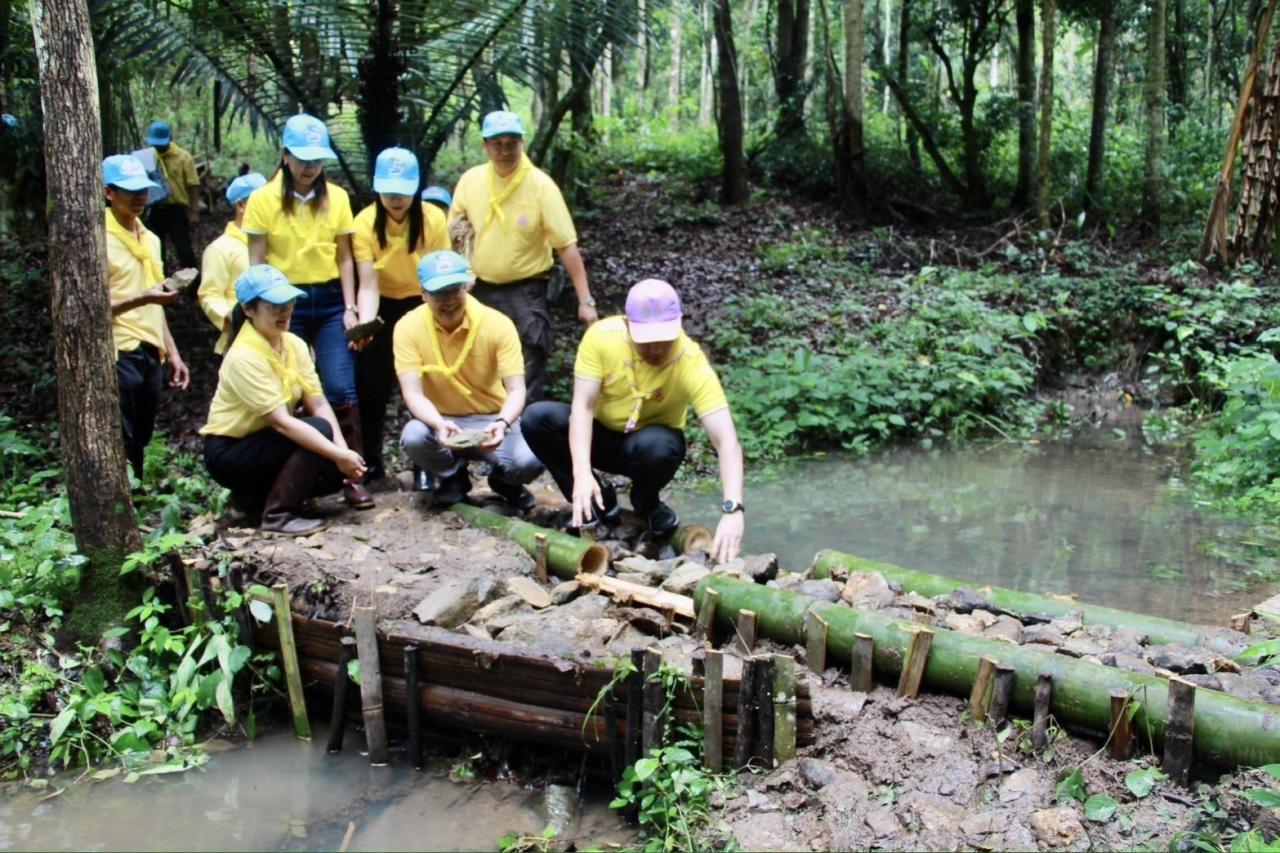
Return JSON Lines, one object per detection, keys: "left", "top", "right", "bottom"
{"left": 199, "top": 172, "right": 267, "bottom": 353}
{"left": 449, "top": 110, "right": 599, "bottom": 402}
{"left": 142, "top": 120, "right": 201, "bottom": 278}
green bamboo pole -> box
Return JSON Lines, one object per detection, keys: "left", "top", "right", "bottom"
{"left": 269, "top": 584, "right": 312, "bottom": 740}
{"left": 810, "top": 550, "right": 1239, "bottom": 654}
{"left": 694, "top": 576, "right": 1280, "bottom": 770}
{"left": 449, "top": 504, "right": 609, "bottom": 579}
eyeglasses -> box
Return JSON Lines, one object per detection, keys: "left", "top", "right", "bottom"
{"left": 262, "top": 300, "right": 297, "bottom": 313}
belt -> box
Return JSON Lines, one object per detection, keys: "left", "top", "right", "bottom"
{"left": 296, "top": 278, "right": 341, "bottom": 288}
{"left": 475, "top": 272, "right": 551, "bottom": 288}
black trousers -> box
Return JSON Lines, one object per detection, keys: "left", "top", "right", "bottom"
{"left": 117, "top": 344, "right": 163, "bottom": 479}
{"left": 356, "top": 294, "right": 420, "bottom": 473}
{"left": 145, "top": 203, "right": 197, "bottom": 277}
{"left": 472, "top": 275, "right": 552, "bottom": 402}
{"left": 203, "top": 416, "right": 342, "bottom": 512}
{"left": 521, "top": 400, "right": 685, "bottom": 515}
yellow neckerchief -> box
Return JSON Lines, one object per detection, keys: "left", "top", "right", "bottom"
{"left": 372, "top": 207, "right": 425, "bottom": 275}
{"left": 224, "top": 221, "right": 248, "bottom": 245}
{"left": 484, "top": 154, "right": 533, "bottom": 229}
{"left": 104, "top": 210, "right": 163, "bottom": 285}
{"left": 621, "top": 327, "right": 689, "bottom": 433}
{"left": 420, "top": 297, "right": 482, "bottom": 397}
{"left": 230, "top": 321, "right": 303, "bottom": 398}
{"left": 274, "top": 173, "right": 330, "bottom": 272}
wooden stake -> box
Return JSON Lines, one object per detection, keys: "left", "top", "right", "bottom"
{"left": 405, "top": 644, "right": 423, "bottom": 769}
{"left": 1109, "top": 689, "right": 1133, "bottom": 760}
{"left": 695, "top": 588, "right": 719, "bottom": 642}
{"left": 353, "top": 605, "right": 389, "bottom": 766}
{"left": 734, "top": 654, "right": 758, "bottom": 770}
{"left": 1032, "top": 673, "right": 1052, "bottom": 751}
{"left": 987, "top": 663, "right": 1016, "bottom": 727}
{"left": 1163, "top": 677, "right": 1197, "bottom": 787}
{"left": 851, "top": 633, "right": 874, "bottom": 693}
{"left": 326, "top": 636, "right": 356, "bottom": 754}
{"left": 804, "top": 609, "right": 828, "bottom": 673}
{"left": 605, "top": 692, "right": 623, "bottom": 781}
{"left": 896, "top": 626, "right": 933, "bottom": 699}
{"left": 534, "top": 533, "right": 549, "bottom": 583}
{"left": 733, "top": 609, "right": 758, "bottom": 654}
{"left": 624, "top": 648, "right": 644, "bottom": 825}
{"left": 753, "top": 656, "right": 775, "bottom": 766}
{"left": 969, "top": 657, "right": 998, "bottom": 723}
{"left": 642, "top": 648, "right": 665, "bottom": 755}
{"left": 1231, "top": 612, "right": 1253, "bottom": 634}
{"left": 270, "top": 584, "right": 311, "bottom": 740}
{"left": 338, "top": 822, "right": 356, "bottom": 853}
{"left": 703, "top": 649, "right": 724, "bottom": 772}
{"left": 772, "top": 654, "right": 797, "bottom": 764}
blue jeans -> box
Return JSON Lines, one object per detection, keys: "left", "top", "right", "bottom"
{"left": 289, "top": 281, "right": 357, "bottom": 406}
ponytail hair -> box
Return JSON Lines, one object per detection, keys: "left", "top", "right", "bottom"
{"left": 374, "top": 187, "right": 425, "bottom": 251}
{"left": 229, "top": 301, "right": 255, "bottom": 341}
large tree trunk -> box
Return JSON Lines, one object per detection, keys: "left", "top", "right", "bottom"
{"left": 1230, "top": 36, "right": 1280, "bottom": 261}
{"left": 669, "top": 2, "right": 683, "bottom": 116}
{"left": 30, "top": 0, "right": 142, "bottom": 642}
{"left": 1141, "top": 0, "right": 1168, "bottom": 226}
{"left": 1084, "top": 6, "right": 1116, "bottom": 216}
{"left": 1035, "top": 0, "right": 1055, "bottom": 226}
{"left": 1013, "top": 0, "right": 1036, "bottom": 209}
{"left": 897, "top": 0, "right": 919, "bottom": 168}
{"left": 699, "top": 0, "right": 715, "bottom": 125}
{"left": 358, "top": 0, "right": 404, "bottom": 178}
{"left": 714, "top": 0, "right": 749, "bottom": 204}
{"left": 774, "top": 0, "right": 811, "bottom": 139}
{"left": 1167, "top": 0, "right": 1187, "bottom": 137}
{"left": 844, "top": 0, "right": 866, "bottom": 197}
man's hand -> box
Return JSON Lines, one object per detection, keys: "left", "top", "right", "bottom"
{"left": 711, "top": 511, "right": 745, "bottom": 564}
{"left": 434, "top": 419, "right": 462, "bottom": 444}
{"left": 335, "top": 448, "right": 367, "bottom": 482}
{"left": 570, "top": 475, "right": 604, "bottom": 529}
{"left": 187, "top": 207, "right": 199, "bottom": 227}
{"left": 577, "top": 302, "right": 599, "bottom": 326}
{"left": 142, "top": 285, "right": 181, "bottom": 307}
{"left": 167, "top": 352, "right": 190, "bottom": 390}
{"left": 480, "top": 419, "right": 506, "bottom": 451}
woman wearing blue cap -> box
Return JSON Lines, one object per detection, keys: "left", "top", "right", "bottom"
{"left": 351, "top": 147, "right": 450, "bottom": 486}
{"left": 200, "top": 264, "right": 367, "bottom": 535}
{"left": 198, "top": 172, "right": 266, "bottom": 354}
{"left": 242, "top": 114, "right": 375, "bottom": 510}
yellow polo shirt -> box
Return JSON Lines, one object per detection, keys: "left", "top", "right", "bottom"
{"left": 241, "top": 173, "right": 355, "bottom": 284}
{"left": 449, "top": 163, "right": 577, "bottom": 284}
{"left": 198, "top": 222, "right": 249, "bottom": 354}
{"left": 352, "top": 202, "right": 450, "bottom": 299}
{"left": 104, "top": 211, "right": 167, "bottom": 358}
{"left": 393, "top": 297, "right": 524, "bottom": 416}
{"left": 157, "top": 143, "right": 199, "bottom": 207}
{"left": 574, "top": 316, "right": 728, "bottom": 432}
{"left": 200, "top": 324, "right": 323, "bottom": 438}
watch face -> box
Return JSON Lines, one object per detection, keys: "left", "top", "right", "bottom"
{"left": 722, "top": 500, "right": 737, "bottom": 513}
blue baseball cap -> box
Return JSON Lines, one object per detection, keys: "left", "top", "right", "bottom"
{"left": 417, "top": 250, "right": 472, "bottom": 293}
{"left": 282, "top": 114, "right": 336, "bottom": 161}
{"left": 481, "top": 111, "right": 524, "bottom": 139}
{"left": 373, "top": 147, "right": 420, "bottom": 196}
{"left": 145, "top": 121, "right": 171, "bottom": 146}
{"left": 235, "top": 264, "right": 308, "bottom": 305}
{"left": 422, "top": 185, "right": 453, "bottom": 208}
{"left": 102, "top": 154, "right": 159, "bottom": 191}
{"left": 1, "top": 114, "right": 17, "bottom": 129}
{"left": 225, "top": 172, "right": 267, "bottom": 205}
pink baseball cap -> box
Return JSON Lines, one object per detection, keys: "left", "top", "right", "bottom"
{"left": 626, "top": 278, "right": 683, "bottom": 343}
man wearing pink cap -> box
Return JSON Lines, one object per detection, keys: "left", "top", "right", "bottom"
{"left": 523, "top": 279, "right": 745, "bottom": 562}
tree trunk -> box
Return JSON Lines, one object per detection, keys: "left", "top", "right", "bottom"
{"left": 30, "top": 0, "right": 142, "bottom": 642}
{"left": 1167, "top": 0, "right": 1187, "bottom": 136}
{"left": 1230, "top": 36, "right": 1280, "bottom": 261}
{"left": 897, "top": 0, "right": 919, "bottom": 168}
{"left": 600, "top": 43, "right": 613, "bottom": 118}
{"left": 844, "top": 0, "right": 866, "bottom": 195}
{"left": 882, "top": 0, "right": 893, "bottom": 113}
{"left": 1142, "top": 0, "right": 1168, "bottom": 226}
{"left": 1035, "top": 0, "right": 1055, "bottom": 227}
{"left": 714, "top": 0, "right": 749, "bottom": 204}
{"left": 1013, "top": 0, "right": 1036, "bottom": 209}
{"left": 358, "top": 0, "right": 404, "bottom": 178}
{"left": 1084, "top": 6, "right": 1116, "bottom": 216}
{"left": 669, "top": 2, "right": 683, "bottom": 116}
{"left": 699, "top": 0, "right": 714, "bottom": 125}
{"left": 741, "top": 0, "right": 761, "bottom": 129}
{"left": 774, "top": 0, "right": 811, "bottom": 138}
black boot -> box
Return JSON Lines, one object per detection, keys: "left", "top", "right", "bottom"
{"left": 333, "top": 403, "right": 375, "bottom": 510}
{"left": 412, "top": 465, "right": 434, "bottom": 493}
{"left": 433, "top": 466, "right": 472, "bottom": 506}
{"left": 261, "top": 449, "right": 329, "bottom": 537}
{"left": 487, "top": 471, "right": 536, "bottom": 513}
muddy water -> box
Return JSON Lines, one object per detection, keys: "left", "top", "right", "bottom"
{"left": 0, "top": 727, "right": 629, "bottom": 852}
{"left": 670, "top": 427, "right": 1279, "bottom": 624}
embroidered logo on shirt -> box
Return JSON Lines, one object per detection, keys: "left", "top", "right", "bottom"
{"left": 517, "top": 213, "right": 530, "bottom": 229}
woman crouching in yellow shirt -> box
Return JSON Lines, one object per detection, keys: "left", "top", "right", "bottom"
{"left": 201, "top": 265, "right": 367, "bottom": 536}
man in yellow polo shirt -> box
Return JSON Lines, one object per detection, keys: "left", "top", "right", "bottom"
{"left": 143, "top": 120, "right": 201, "bottom": 278}
{"left": 198, "top": 171, "right": 266, "bottom": 353}
{"left": 395, "top": 250, "right": 543, "bottom": 509}
{"left": 523, "top": 279, "right": 746, "bottom": 563}
{"left": 449, "top": 110, "right": 599, "bottom": 402}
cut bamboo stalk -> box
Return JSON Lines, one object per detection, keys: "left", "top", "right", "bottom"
{"left": 1032, "top": 673, "right": 1052, "bottom": 751}
{"left": 805, "top": 609, "right": 828, "bottom": 673}
{"left": 897, "top": 626, "right": 933, "bottom": 699}
{"left": 701, "top": 650, "right": 725, "bottom": 773}
{"left": 773, "top": 655, "right": 797, "bottom": 764}
{"left": 326, "top": 636, "right": 356, "bottom": 753}
{"left": 1164, "top": 677, "right": 1197, "bottom": 786}
{"left": 851, "top": 633, "right": 874, "bottom": 693}
{"left": 734, "top": 654, "right": 758, "bottom": 769}
{"left": 449, "top": 503, "right": 608, "bottom": 577}
{"left": 671, "top": 524, "right": 714, "bottom": 555}
{"left": 1109, "top": 689, "right": 1133, "bottom": 761}
{"left": 405, "top": 644, "right": 423, "bottom": 769}
{"left": 534, "top": 533, "right": 549, "bottom": 583}
{"left": 1232, "top": 612, "right": 1253, "bottom": 634}
{"left": 577, "top": 573, "right": 695, "bottom": 619}
{"left": 733, "top": 609, "right": 758, "bottom": 654}
{"left": 988, "top": 663, "right": 1015, "bottom": 727}
{"left": 969, "top": 657, "right": 998, "bottom": 724}
{"left": 695, "top": 588, "right": 719, "bottom": 641}
{"left": 753, "top": 656, "right": 775, "bottom": 766}
{"left": 353, "top": 606, "right": 389, "bottom": 766}
{"left": 642, "top": 648, "right": 665, "bottom": 755}
{"left": 270, "top": 584, "right": 311, "bottom": 740}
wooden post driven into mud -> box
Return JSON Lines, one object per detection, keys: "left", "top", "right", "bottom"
{"left": 327, "top": 636, "right": 356, "bottom": 753}
{"left": 1163, "top": 678, "right": 1197, "bottom": 786}
{"left": 733, "top": 610, "right": 758, "bottom": 654}
{"left": 753, "top": 656, "right": 775, "bottom": 766}
{"left": 703, "top": 649, "right": 724, "bottom": 771}
{"left": 624, "top": 647, "right": 644, "bottom": 825}
{"left": 1032, "top": 673, "right": 1053, "bottom": 750}
{"left": 1109, "top": 689, "right": 1134, "bottom": 760}
{"left": 353, "top": 606, "right": 389, "bottom": 766}
{"left": 695, "top": 588, "right": 719, "bottom": 641}
{"left": 270, "top": 584, "right": 311, "bottom": 740}
{"left": 897, "top": 626, "right": 933, "bottom": 699}
{"left": 988, "top": 663, "right": 1016, "bottom": 727}
{"left": 773, "top": 655, "right": 797, "bottom": 763}
{"left": 851, "top": 633, "right": 874, "bottom": 692}
{"left": 969, "top": 656, "right": 998, "bottom": 723}
{"left": 734, "top": 656, "right": 759, "bottom": 769}
{"left": 805, "top": 610, "right": 828, "bottom": 672}
{"left": 642, "top": 648, "right": 666, "bottom": 755}
{"left": 405, "top": 644, "right": 423, "bottom": 769}
{"left": 534, "top": 534, "right": 549, "bottom": 583}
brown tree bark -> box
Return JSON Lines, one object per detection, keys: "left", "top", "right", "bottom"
{"left": 714, "top": 0, "right": 749, "bottom": 204}
{"left": 1141, "top": 0, "right": 1168, "bottom": 226}
{"left": 1035, "top": 0, "right": 1055, "bottom": 227}
{"left": 30, "top": 0, "right": 142, "bottom": 642}
{"left": 843, "top": 0, "right": 866, "bottom": 197}
{"left": 774, "top": 0, "right": 811, "bottom": 138}
{"left": 1013, "top": 0, "right": 1036, "bottom": 209}
{"left": 1084, "top": 5, "right": 1116, "bottom": 216}
{"left": 897, "top": 0, "right": 919, "bottom": 168}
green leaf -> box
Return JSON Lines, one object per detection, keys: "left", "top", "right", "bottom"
{"left": 1245, "top": 788, "right": 1280, "bottom": 809}
{"left": 1055, "top": 767, "right": 1086, "bottom": 803}
{"left": 48, "top": 706, "right": 76, "bottom": 745}
{"left": 215, "top": 675, "right": 236, "bottom": 725}
{"left": 633, "top": 758, "right": 659, "bottom": 782}
{"left": 1237, "top": 639, "right": 1280, "bottom": 665}
{"left": 1125, "top": 768, "right": 1164, "bottom": 799}
{"left": 1258, "top": 764, "right": 1280, "bottom": 782}
{"left": 1084, "top": 794, "right": 1118, "bottom": 822}
{"left": 248, "top": 599, "right": 273, "bottom": 624}
{"left": 227, "top": 645, "right": 251, "bottom": 675}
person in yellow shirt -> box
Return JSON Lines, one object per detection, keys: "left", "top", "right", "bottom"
{"left": 395, "top": 250, "right": 543, "bottom": 509}
{"left": 351, "top": 148, "right": 449, "bottom": 485}
{"left": 201, "top": 264, "right": 366, "bottom": 536}
{"left": 198, "top": 172, "right": 266, "bottom": 353}
{"left": 449, "top": 111, "right": 599, "bottom": 402}
{"left": 142, "top": 120, "right": 200, "bottom": 277}
{"left": 523, "top": 279, "right": 746, "bottom": 562}
{"left": 243, "top": 113, "right": 374, "bottom": 510}
{"left": 102, "top": 154, "right": 190, "bottom": 479}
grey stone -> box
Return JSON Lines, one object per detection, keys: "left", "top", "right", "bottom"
{"left": 1214, "top": 672, "right": 1271, "bottom": 703}
{"left": 984, "top": 615, "right": 1024, "bottom": 644}
{"left": 863, "top": 807, "right": 901, "bottom": 838}
{"left": 469, "top": 594, "right": 527, "bottom": 624}
{"left": 896, "top": 591, "right": 937, "bottom": 614}
{"left": 412, "top": 576, "right": 501, "bottom": 627}
{"left": 550, "top": 580, "right": 580, "bottom": 605}
{"left": 798, "top": 758, "right": 840, "bottom": 789}
{"left": 961, "top": 810, "right": 1006, "bottom": 836}
{"left": 1029, "top": 807, "right": 1089, "bottom": 850}
{"left": 999, "top": 768, "right": 1042, "bottom": 803}
{"left": 660, "top": 563, "right": 711, "bottom": 595}
{"left": 730, "top": 812, "right": 798, "bottom": 851}
{"left": 898, "top": 720, "right": 954, "bottom": 756}
{"left": 614, "top": 572, "right": 656, "bottom": 586}
{"left": 1112, "top": 626, "right": 1148, "bottom": 648}
{"left": 983, "top": 760, "right": 1020, "bottom": 778}
{"left": 743, "top": 553, "right": 780, "bottom": 583}
{"left": 505, "top": 575, "right": 552, "bottom": 609}
{"left": 536, "top": 784, "right": 580, "bottom": 837}
{"left": 746, "top": 789, "right": 777, "bottom": 812}
{"left": 1148, "top": 645, "right": 1217, "bottom": 674}
{"left": 1100, "top": 653, "right": 1158, "bottom": 677}
{"left": 1051, "top": 611, "right": 1085, "bottom": 635}
{"left": 799, "top": 579, "right": 842, "bottom": 603}
{"left": 842, "top": 572, "right": 896, "bottom": 609}
{"left": 1058, "top": 638, "right": 1105, "bottom": 658}
{"left": 946, "top": 587, "right": 992, "bottom": 614}
{"left": 1184, "top": 673, "right": 1223, "bottom": 691}
{"left": 1022, "top": 624, "right": 1066, "bottom": 646}
{"left": 943, "top": 613, "right": 986, "bottom": 635}
{"left": 614, "top": 556, "right": 669, "bottom": 581}
{"left": 907, "top": 793, "right": 966, "bottom": 831}
{"left": 971, "top": 609, "right": 999, "bottom": 629}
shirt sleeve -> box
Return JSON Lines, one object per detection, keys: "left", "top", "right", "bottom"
{"left": 352, "top": 210, "right": 376, "bottom": 263}
{"left": 573, "top": 323, "right": 606, "bottom": 382}
{"left": 447, "top": 172, "right": 471, "bottom": 223}
{"left": 393, "top": 312, "right": 424, "bottom": 377}
{"left": 221, "top": 351, "right": 288, "bottom": 417}
{"left": 424, "top": 205, "right": 451, "bottom": 252}
{"left": 182, "top": 152, "right": 199, "bottom": 189}
{"left": 332, "top": 191, "right": 356, "bottom": 235}
{"left": 493, "top": 315, "right": 525, "bottom": 379}
{"left": 539, "top": 177, "right": 577, "bottom": 250}
{"left": 683, "top": 348, "right": 729, "bottom": 419}
{"left": 198, "top": 243, "right": 234, "bottom": 330}
{"left": 241, "top": 190, "right": 269, "bottom": 235}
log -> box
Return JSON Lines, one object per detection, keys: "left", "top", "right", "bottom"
{"left": 851, "top": 633, "right": 874, "bottom": 693}
{"left": 671, "top": 524, "right": 714, "bottom": 555}
{"left": 449, "top": 503, "right": 608, "bottom": 577}
{"left": 353, "top": 606, "right": 390, "bottom": 765}
{"left": 897, "top": 627, "right": 933, "bottom": 699}
{"left": 810, "top": 550, "right": 1243, "bottom": 654}
{"left": 733, "top": 609, "right": 758, "bottom": 654}
{"left": 577, "top": 573, "right": 695, "bottom": 619}
{"left": 1164, "top": 678, "right": 1196, "bottom": 786}
{"left": 327, "top": 636, "right": 356, "bottom": 754}
{"left": 734, "top": 654, "right": 758, "bottom": 769}
{"left": 695, "top": 588, "right": 720, "bottom": 642}
{"left": 704, "top": 650, "right": 724, "bottom": 771}
{"left": 969, "top": 657, "right": 998, "bottom": 724}
{"left": 1032, "top": 673, "right": 1052, "bottom": 751}
{"left": 1110, "top": 689, "right": 1133, "bottom": 761}
{"left": 805, "top": 609, "right": 828, "bottom": 673}
{"left": 270, "top": 584, "right": 311, "bottom": 740}
{"left": 988, "top": 663, "right": 1015, "bottom": 727}
{"left": 695, "top": 575, "right": 1280, "bottom": 770}
{"left": 753, "top": 656, "right": 775, "bottom": 766}
{"left": 773, "top": 655, "right": 797, "bottom": 764}
{"left": 405, "top": 644, "right": 423, "bottom": 769}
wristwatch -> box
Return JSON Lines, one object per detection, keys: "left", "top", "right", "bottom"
{"left": 345, "top": 304, "right": 358, "bottom": 314}
{"left": 580, "top": 296, "right": 596, "bottom": 308}
{"left": 495, "top": 416, "right": 512, "bottom": 434}
{"left": 721, "top": 499, "right": 745, "bottom": 514}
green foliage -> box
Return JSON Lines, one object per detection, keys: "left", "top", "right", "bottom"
{"left": 496, "top": 825, "right": 556, "bottom": 853}
{"left": 1083, "top": 792, "right": 1118, "bottom": 822}
{"left": 1190, "top": 352, "right": 1280, "bottom": 516}
{"left": 1125, "top": 767, "right": 1165, "bottom": 798}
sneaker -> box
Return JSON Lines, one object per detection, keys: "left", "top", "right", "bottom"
{"left": 412, "top": 465, "right": 434, "bottom": 493}
{"left": 487, "top": 473, "right": 537, "bottom": 513}
{"left": 646, "top": 502, "right": 679, "bottom": 539}
{"left": 433, "top": 467, "right": 472, "bottom": 506}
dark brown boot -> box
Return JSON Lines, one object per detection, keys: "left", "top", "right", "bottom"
{"left": 261, "top": 449, "right": 329, "bottom": 537}
{"left": 333, "top": 403, "right": 375, "bottom": 510}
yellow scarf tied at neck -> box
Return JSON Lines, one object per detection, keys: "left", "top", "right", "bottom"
{"left": 231, "top": 322, "right": 304, "bottom": 398}
{"left": 621, "top": 337, "right": 687, "bottom": 434}
{"left": 484, "top": 154, "right": 534, "bottom": 229}
{"left": 104, "top": 211, "right": 164, "bottom": 285}
{"left": 420, "top": 298, "right": 482, "bottom": 397}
